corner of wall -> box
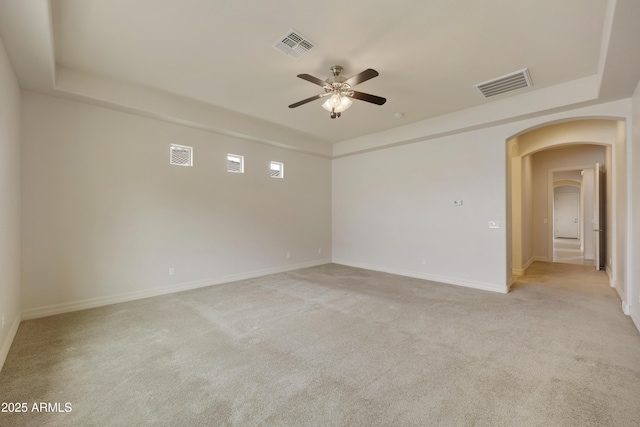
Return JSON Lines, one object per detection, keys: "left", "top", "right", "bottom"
{"left": 333, "top": 259, "right": 510, "bottom": 295}
{"left": 21, "top": 259, "right": 332, "bottom": 321}
{"left": 513, "top": 257, "right": 535, "bottom": 276}
{"left": 0, "top": 25, "right": 23, "bottom": 374}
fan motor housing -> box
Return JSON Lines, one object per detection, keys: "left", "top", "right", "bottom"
{"left": 327, "top": 66, "right": 347, "bottom": 86}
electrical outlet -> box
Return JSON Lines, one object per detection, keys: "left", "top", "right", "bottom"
{"left": 453, "top": 200, "right": 463, "bottom": 206}
{"left": 318, "top": 248, "right": 322, "bottom": 254}
{"left": 488, "top": 221, "right": 501, "bottom": 229}
{"left": 2, "top": 314, "right": 5, "bottom": 329}
{"left": 421, "top": 258, "right": 426, "bottom": 265}
{"left": 286, "top": 252, "right": 290, "bottom": 259}
{"left": 169, "top": 267, "right": 175, "bottom": 276}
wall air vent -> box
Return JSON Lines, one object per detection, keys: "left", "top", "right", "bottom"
{"left": 170, "top": 144, "right": 193, "bottom": 166}
{"left": 227, "top": 154, "right": 244, "bottom": 173}
{"left": 474, "top": 68, "right": 532, "bottom": 98}
{"left": 272, "top": 29, "right": 316, "bottom": 60}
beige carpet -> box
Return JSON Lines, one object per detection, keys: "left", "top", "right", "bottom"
{"left": 553, "top": 238, "right": 594, "bottom": 266}
{"left": 1, "top": 262, "right": 639, "bottom": 426}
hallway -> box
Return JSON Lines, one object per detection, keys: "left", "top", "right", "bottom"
{"left": 553, "top": 238, "right": 594, "bottom": 266}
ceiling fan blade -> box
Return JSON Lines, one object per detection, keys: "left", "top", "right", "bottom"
{"left": 297, "top": 74, "right": 329, "bottom": 88}
{"left": 344, "top": 69, "right": 379, "bottom": 87}
{"left": 288, "top": 94, "right": 323, "bottom": 108}
{"left": 350, "top": 91, "right": 387, "bottom": 105}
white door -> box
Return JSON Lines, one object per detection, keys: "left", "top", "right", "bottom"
{"left": 555, "top": 193, "right": 579, "bottom": 238}
{"left": 593, "top": 163, "right": 605, "bottom": 270}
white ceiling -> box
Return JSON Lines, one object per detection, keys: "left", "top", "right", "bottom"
{"left": 1, "top": 0, "right": 639, "bottom": 154}
{"left": 51, "top": 0, "right": 608, "bottom": 142}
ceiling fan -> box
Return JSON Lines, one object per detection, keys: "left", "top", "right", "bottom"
{"left": 288, "top": 65, "right": 386, "bottom": 119}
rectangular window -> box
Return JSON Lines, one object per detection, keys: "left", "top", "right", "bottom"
{"left": 170, "top": 144, "right": 193, "bottom": 166}
{"left": 227, "top": 154, "right": 244, "bottom": 173}
{"left": 270, "top": 161, "right": 284, "bottom": 178}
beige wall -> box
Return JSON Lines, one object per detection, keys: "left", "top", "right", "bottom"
{"left": 333, "top": 126, "right": 509, "bottom": 292}
{"left": 0, "top": 36, "right": 21, "bottom": 370}
{"left": 20, "top": 92, "right": 332, "bottom": 317}
{"left": 521, "top": 155, "right": 533, "bottom": 267}
{"left": 509, "top": 151, "right": 534, "bottom": 275}
{"left": 580, "top": 169, "right": 596, "bottom": 259}
{"left": 613, "top": 121, "right": 628, "bottom": 301}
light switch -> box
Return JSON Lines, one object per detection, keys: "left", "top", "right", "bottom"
{"left": 453, "top": 200, "right": 463, "bottom": 206}
{"left": 488, "top": 221, "right": 501, "bottom": 229}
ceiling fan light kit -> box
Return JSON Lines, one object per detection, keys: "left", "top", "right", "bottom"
{"left": 289, "top": 65, "right": 386, "bottom": 119}
{"left": 321, "top": 93, "right": 352, "bottom": 114}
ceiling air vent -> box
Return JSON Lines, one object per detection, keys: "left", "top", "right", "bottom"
{"left": 474, "top": 68, "right": 532, "bottom": 98}
{"left": 272, "top": 29, "right": 316, "bottom": 60}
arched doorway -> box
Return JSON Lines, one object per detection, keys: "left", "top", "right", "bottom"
{"left": 506, "top": 119, "right": 623, "bottom": 292}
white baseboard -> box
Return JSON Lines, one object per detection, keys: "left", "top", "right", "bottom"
{"left": 606, "top": 266, "right": 614, "bottom": 287}
{"left": 622, "top": 301, "right": 630, "bottom": 316}
{"left": 332, "top": 259, "right": 509, "bottom": 294}
{"left": 512, "top": 257, "right": 535, "bottom": 276}
{"left": 523, "top": 257, "right": 534, "bottom": 270}
{"left": 613, "top": 282, "right": 625, "bottom": 304}
{"left": 606, "top": 271, "right": 628, "bottom": 317}
{"left": 21, "top": 259, "right": 331, "bottom": 320}
{"left": 0, "top": 314, "right": 21, "bottom": 373}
